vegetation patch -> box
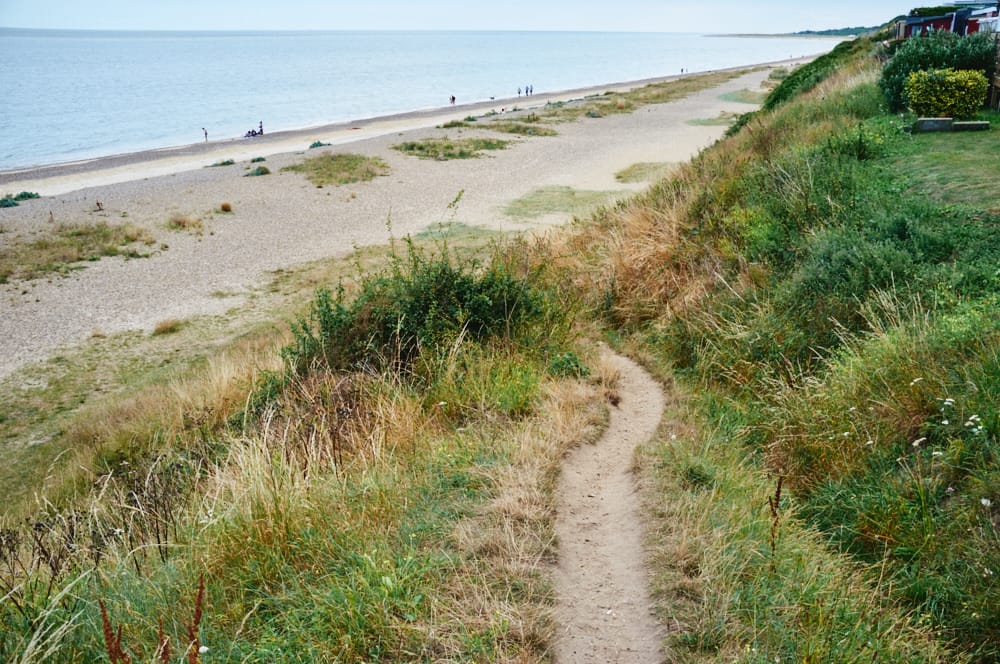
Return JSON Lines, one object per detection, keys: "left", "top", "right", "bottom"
{"left": 309, "top": 140, "right": 331, "bottom": 149}
{"left": 482, "top": 120, "right": 557, "bottom": 137}
{"left": 0, "top": 191, "right": 40, "bottom": 208}
{"left": 244, "top": 165, "right": 270, "bottom": 177}
{"left": 167, "top": 213, "right": 203, "bottom": 234}
{"left": 719, "top": 88, "right": 769, "bottom": 105}
{"left": 0, "top": 222, "right": 155, "bottom": 282}
{"left": 282, "top": 152, "right": 389, "bottom": 186}
{"left": 208, "top": 159, "right": 235, "bottom": 167}
{"left": 891, "top": 110, "right": 1000, "bottom": 211}
{"left": 504, "top": 185, "right": 623, "bottom": 219}
{"left": 614, "top": 161, "right": 677, "bottom": 183}
{"left": 393, "top": 137, "right": 510, "bottom": 160}
{"left": 687, "top": 110, "right": 741, "bottom": 126}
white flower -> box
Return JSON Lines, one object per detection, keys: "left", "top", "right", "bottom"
{"left": 982, "top": 498, "right": 992, "bottom": 508}
{"left": 199, "top": 645, "right": 209, "bottom": 654}
{"left": 912, "top": 437, "right": 926, "bottom": 448}
{"left": 941, "top": 419, "right": 950, "bottom": 425}
{"left": 932, "top": 450, "right": 943, "bottom": 457}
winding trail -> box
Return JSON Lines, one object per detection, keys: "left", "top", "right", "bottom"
{"left": 553, "top": 350, "right": 666, "bottom": 662}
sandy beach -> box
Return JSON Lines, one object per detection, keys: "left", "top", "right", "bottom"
{"left": 0, "top": 61, "right": 803, "bottom": 380}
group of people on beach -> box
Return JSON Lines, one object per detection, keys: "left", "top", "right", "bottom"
{"left": 244, "top": 121, "right": 264, "bottom": 138}
{"left": 518, "top": 85, "right": 533, "bottom": 96}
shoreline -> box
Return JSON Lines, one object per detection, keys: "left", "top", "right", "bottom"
{"left": 0, "top": 54, "right": 820, "bottom": 197}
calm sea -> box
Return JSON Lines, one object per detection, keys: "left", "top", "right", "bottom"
{"left": 0, "top": 29, "right": 837, "bottom": 171}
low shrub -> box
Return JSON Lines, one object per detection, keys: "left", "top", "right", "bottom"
{"left": 880, "top": 30, "right": 996, "bottom": 111}
{"left": 904, "top": 68, "right": 989, "bottom": 119}
{"left": 309, "top": 140, "right": 331, "bottom": 149}
{"left": 13, "top": 191, "right": 40, "bottom": 201}
{"left": 244, "top": 166, "right": 270, "bottom": 177}
{"left": 208, "top": 159, "right": 235, "bottom": 167}
{"left": 250, "top": 156, "right": 266, "bottom": 163}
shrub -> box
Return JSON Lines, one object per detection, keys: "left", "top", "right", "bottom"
{"left": 880, "top": 30, "right": 996, "bottom": 111}
{"left": 763, "top": 39, "right": 867, "bottom": 111}
{"left": 244, "top": 166, "right": 270, "bottom": 177}
{"left": 309, "top": 140, "right": 331, "bottom": 149}
{"left": 250, "top": 156, "right": 266, "bottom": 163}
{"left": 13, "top": 191, "right": 40, "bottom": 201}
{"left": 0, "top": 196, "right": 17, "bottom": 208}
{"left": 209, "top": 159, "right": 235, "bottom": 167}
{"left": 282, "top": 242, "right": 546, "bottom": 375}
{"left": 904, "top": 68, "right": 989, "bottom": 119}
{"left": 220, "top": 201, "right": 232, "bottom": 212}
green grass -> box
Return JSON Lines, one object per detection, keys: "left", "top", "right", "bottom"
{"left": 208, "top": 159, "right": 235, "bottom": 167}
{"left": 890, "top": 110, "right": 1000, "bottom": 211}
{"left": 481, "top": 120, "right": 557, "bottom": 137}
{"left": 687, "top": 111, "right": 741, "bottom": 126}
{"left": 0, "top": 222, "right": 155, "bottom": 283}
{"left": 504, "top": 185, "right": 624, "bottom": 219}
{"left": 614, "top": 162, "right": 677, "bottom": 183}
{"left": 719, "top": 89, "right": 769, "bottom": 104}
{"left": 393, "top": 137, "right": 510, "bottom": 160}
{"left": 282, "top": 152, "right": 389, "bottom": 186}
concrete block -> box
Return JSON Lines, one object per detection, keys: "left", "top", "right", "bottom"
{"left": 913, "top": 117, "right": 954, "bottom": 132}
{"left": 952, "top": 121, "right": 990, "bottom": 131}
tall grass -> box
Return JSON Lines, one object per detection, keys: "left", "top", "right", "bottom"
{"left": 546, "top": 33, "right": 995, "bottom": 660}
{"left": 0, "top": 233, "right": 599, "bottom": 661}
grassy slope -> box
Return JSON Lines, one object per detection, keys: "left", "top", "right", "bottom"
{"left": 553, "top": 36, "right": 998, "bottom": 661}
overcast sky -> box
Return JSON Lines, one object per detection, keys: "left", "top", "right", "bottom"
{"left": 0, "top": 1, "right": 916, "bottom": 33}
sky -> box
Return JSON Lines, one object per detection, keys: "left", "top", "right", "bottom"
{"left": 0, "top": 1, "right": 918, "bottom": 33}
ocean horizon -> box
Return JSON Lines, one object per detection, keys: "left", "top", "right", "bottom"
{"left": 0, "top": 28, "right": 840, "bottom": 171}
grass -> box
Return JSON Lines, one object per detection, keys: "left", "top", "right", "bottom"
{"left": 686, "top": 111, "right": 741, "bottom": 126}
{"left": 282, "top": 152, "right": 389, "bottom": 186}
{"left": 0, "top": 222, "right": 155, "bottom": 283}
{"left": 393, "top": 137, "right": 510, "bottom": 160}
{"left": 537, "top": 69, "right": 756, "bottom": 124}
{"left": 504, "top": 185, "right": 624, "bottom": 220}
{"left": 167, "top": 213, "right": 203, "bottom": 234}
{"left": 719, "top": 88, "right": 769, "bottom": 104}
{"left": 151, "top": 319, "right": 184, "bottom": 336}
{"left": 480, "top": 120, "right": 557, "bottom": 137}
{"left": 207, "top": 159, "right": 235, "bottom": 167}
{"left": 244, "top": 166, "right": 270, "bottom": 177}
{"left": 615, "top": 161, "right": 677, "bottom": 183}
{"left": 890, "top": 110, "right": 1000, "bottom": 211}
{"left": 0, "top": 233, "right": 599, "bottom": 661}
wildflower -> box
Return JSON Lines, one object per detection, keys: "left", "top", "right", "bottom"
{"left": 941, "top": 419, "right": 950, "bottom": 425}
{"left": 199, "top": 645, "right": 209, "bottom": 654}
{"left": 932, "top": 450, "right": 943, "bottom": 457}
{"left": 912, "top": 437, "right": 926, "bottom": 448}
{"left": 946, "top": 486, "right": 955, "bottom": 494}
{"left": 982, "top": 498, "right": 992, "bottom": 508}
{"left": 843, "top": 431, "right": 850, "bottom": 437}
{"left": 436, "top": 401, "right": 446, "bottom": 407}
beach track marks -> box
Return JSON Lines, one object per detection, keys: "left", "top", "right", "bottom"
{"left": 553, "top": 349, "right": 666, "bottom": 662}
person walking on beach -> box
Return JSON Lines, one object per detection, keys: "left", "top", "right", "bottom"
{"left": 259, "top": 121, "right": 263, "bottom": 135}
{"left": 518, "top": 87, "right": 521, "bottom": 97}
{"left": 202, "top": 127, "right": 208, "bottom": 142}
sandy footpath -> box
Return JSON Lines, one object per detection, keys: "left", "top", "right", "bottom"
{"left": 0, "top": 64, "right": 793, "bottom": 380}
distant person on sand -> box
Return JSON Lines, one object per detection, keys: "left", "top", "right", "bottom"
{"left": 202, "top": 127, "right": 208, "bottom": 142}
{"left": 518, "top": 87, "right": 521, "bottom": 97}
{"left": 450, "top": 95, "right": 456, "bottom": 104}
{"left": 259, "top": 121, "right": 263, "bottom": 135}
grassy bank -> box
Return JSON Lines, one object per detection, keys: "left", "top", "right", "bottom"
{"left": 552, "top": 35, "right": 998, "bottom": 661}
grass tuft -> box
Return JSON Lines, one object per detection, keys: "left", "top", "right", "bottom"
{"left": 282, "top": 153, "right": 389, "bottom": 186}
{"left": 393, "top": 137, "right": 510, "bottom": 160}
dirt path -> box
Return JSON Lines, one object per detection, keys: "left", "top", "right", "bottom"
{"left": 553, "top": 349, "right": 666, "bottom": 662}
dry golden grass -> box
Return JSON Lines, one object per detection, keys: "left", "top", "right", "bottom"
{"left": 167, "top": 213, "right": 203, "bottom": 234}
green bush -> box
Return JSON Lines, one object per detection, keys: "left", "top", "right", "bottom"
{"left": 880, "top": 30, "right": 996, "bottom": 111}
{"left": 244, "top": 166, "right": 270, "bottom": 177}
{"left": 13, "top": 191, "right": 40, "bottom": 201}
{"left": 904, "top": 68, "right": 989, "bottom": 118}
{"left": 0, "top": 196, "right": 17, "bottom": 208}
{"left": 762, "top": 39, "right": 868, "bottom": 111}
{"left": 282, "top": 243, "right": 546, "bottom": 375}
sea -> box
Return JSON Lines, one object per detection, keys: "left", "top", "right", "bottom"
{"left": 0, "top": 29, "right": 839, "bottom": 171}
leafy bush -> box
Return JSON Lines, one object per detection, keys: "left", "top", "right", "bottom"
{"left": 244, "top": 166, "right": 270, "bottom": 177}
{"left": 250, "top": 156, "right": 266, "bottom": 163}
{"left": 904, "top": 68, "right": 989, "bottom": 118}
{"left": 880, "top": 30, "right": 996, "bottom": 111}
{"left": 282, "top": 243, "right": 546, "bottom": 375}
{"left": 209, "top": 159, "right": 235, "bottom": 167}
{"left": 0, "top": 196, "right": 17, "bottom": 208}
{"left": 13, "top": 191, "right": 40, "bottom": 201}
{"left": 309, "top": 140, "right": 331, "bottom": 149}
